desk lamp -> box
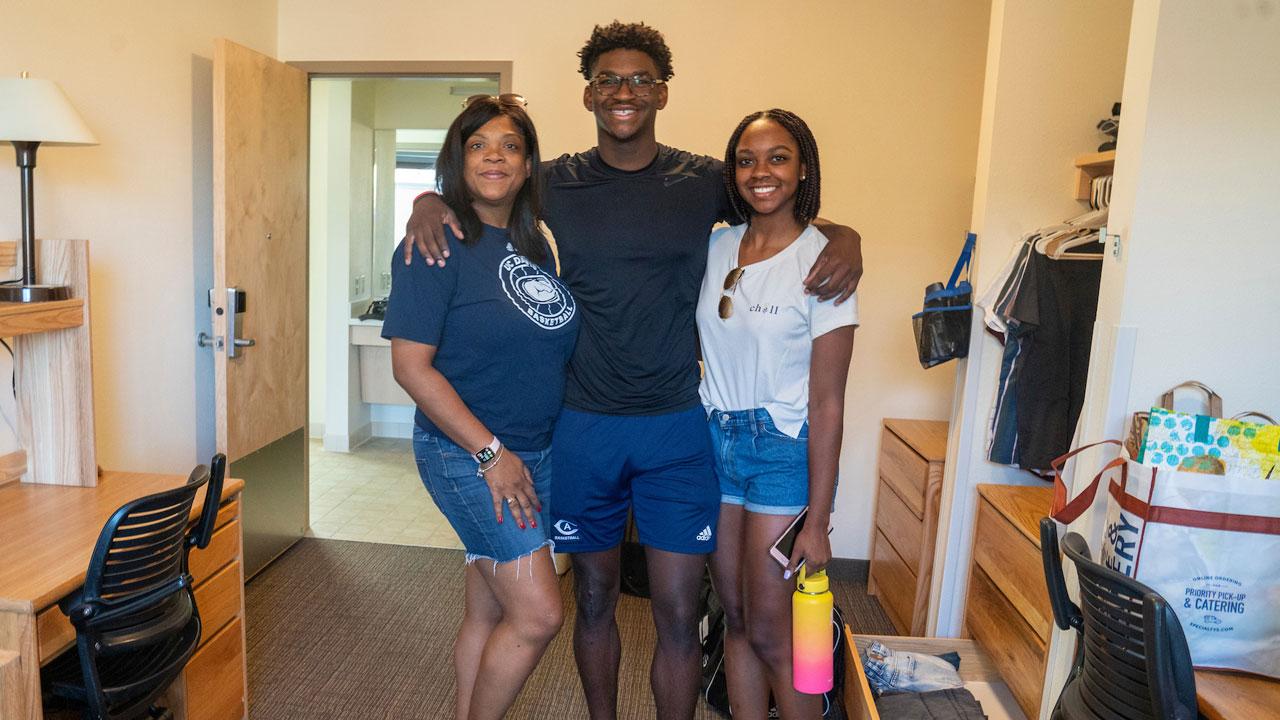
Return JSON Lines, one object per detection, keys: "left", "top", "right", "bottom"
{"left": 0, "top": 72, "right": 98, "bottom": 302}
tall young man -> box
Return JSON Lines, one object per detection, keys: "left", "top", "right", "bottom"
{"left": 406, "top": 22, "right": 862, "bottom": 719}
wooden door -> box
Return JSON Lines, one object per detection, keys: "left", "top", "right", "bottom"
{"left": 212, "top": 38, "right": 308, "bottom": 576}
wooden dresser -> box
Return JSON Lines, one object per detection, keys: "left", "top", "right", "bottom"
{"left": 867, "top": 419, "right": 948, "bottom": 636}
{"left": 965, "top": 484, "right": 1054, "bottom": 720}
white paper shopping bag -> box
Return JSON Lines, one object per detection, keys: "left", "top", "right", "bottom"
{"left": 1051, "top": 441, "right": 1280, "bottom": 678}
{"left": 1099, "top": 460, "right": 1280, "bottom": 677}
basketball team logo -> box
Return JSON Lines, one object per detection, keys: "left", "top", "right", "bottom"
{"left": 499, "top": 254, "right": 576, "bottom": 330}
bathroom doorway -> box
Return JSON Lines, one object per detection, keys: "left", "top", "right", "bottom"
{"left": 304, "top": 68, "right": 508, "bottom": 547}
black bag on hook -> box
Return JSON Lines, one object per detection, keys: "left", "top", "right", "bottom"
{"left": 912, "top": 232, "right": 975, "bottom": 369}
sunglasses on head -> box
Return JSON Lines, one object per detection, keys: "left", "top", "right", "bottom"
{"left": 462, "top": 93, "right": 528, "bottom": 110}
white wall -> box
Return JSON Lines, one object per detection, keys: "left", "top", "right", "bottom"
{"left": 371, "top": 129, "right": 396, "bottom": 298}
{"left": 308, "top": 84, "right": 331, "bottom": 436}
{"left": 930, "top": 0, "right": 1133, "bottom": 636}
{"left": 348, "top": 81, "right": 375, "bottom": 307}
{"left": 280, "top": 0, "right": 990, "bottom": 558}
{"left": 1106, "top": 0, "right": 1280, "bottom": 415}
{"left": 308, "top": 80, "right": 374, "bottom": 451}
{"left": 372, "top": 78, "right": 494, "bottom": 131}
{"left": 1040, "top": 3, "right": 1280, "bottom": 715}
{"left": 1064, "top": 0, "right": 1280, "bottom": 563}
{"left": 0, "top": 1, "right": 277, "bottom": 473}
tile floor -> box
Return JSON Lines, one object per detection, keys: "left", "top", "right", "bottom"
{"left": 307, "top": 437, "right": 463, "bottom": 549}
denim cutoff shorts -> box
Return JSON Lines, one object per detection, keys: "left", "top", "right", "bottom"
{"left": 412, "top": 428, "right": 553, "bottom": 564}
{"left": 708, "top": 408, "right": 811, "bottom": 516}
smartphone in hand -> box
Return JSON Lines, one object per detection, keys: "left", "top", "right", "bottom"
{"left": 769, "top": 507, "right": 809, "bottom": 569}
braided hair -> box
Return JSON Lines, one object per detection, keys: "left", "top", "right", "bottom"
{"left": 723, "top": 109, "right": 821, "bottom": 225}
{"left": 578, "top": 21, "right": 674, "bottom": 81}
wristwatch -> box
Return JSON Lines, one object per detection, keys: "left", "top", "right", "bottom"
{"left": 474, "top": 436, "right": 500, "bottom": 465}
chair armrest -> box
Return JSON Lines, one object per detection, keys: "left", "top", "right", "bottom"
{"left": 1039, "top": 517, "right": 1083, "bottom": 632}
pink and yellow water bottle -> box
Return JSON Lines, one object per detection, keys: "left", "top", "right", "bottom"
{"left": 792, "top": 566, "right": 833, "bottom": 694}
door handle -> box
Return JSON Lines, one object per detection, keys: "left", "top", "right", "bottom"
{"left": 203, "top": 288, "right": 255, "bottom": 358}
{"left": 197, "top": 331, "right": 224, "bottom": 351}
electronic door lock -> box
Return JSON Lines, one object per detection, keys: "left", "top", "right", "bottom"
{"left": 204, "top": 287, "right": 256, "bottom": 358}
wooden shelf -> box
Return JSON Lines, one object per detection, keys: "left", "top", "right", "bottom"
{"left": 1073, "top": 150, "right": 1116, "bottom": 200}
{"left": 0, "top": 298, "right": 84, "bottom": 336}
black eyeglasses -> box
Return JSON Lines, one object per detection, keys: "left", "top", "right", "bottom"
{"left": 718, "top": 267, "right": 744, "bottom": 320}
{"left": 461, "top": 93, "right": 528, "bottom": 110}
{"left": 589, "top": 73, "right": 665, "bottom": 97}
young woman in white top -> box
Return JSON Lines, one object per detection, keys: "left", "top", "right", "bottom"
{"left": 697, "top": 109, "right": 858, "bottom": 719}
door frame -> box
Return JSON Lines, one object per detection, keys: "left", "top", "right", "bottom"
{"left": 291, "top": 60, "right": 512, "bottom": 88}
{"left": 293, "top": 58, "right": 512, "bottom": 464}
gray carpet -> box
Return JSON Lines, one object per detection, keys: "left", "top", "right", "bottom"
{"left": 245, "top": 539, "right": 895, "bottom": 719}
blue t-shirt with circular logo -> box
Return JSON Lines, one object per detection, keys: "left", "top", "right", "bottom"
{"left": 382, "top": 224, "right": 579, "bottom": 451}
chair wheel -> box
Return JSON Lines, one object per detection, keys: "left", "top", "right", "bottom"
{"left": 147, "top": 706, "right": 173, "bottom": 720}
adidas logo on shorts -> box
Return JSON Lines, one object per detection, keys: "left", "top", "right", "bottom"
{"left": 696, "top": 525, "right": 712, "bottom": 542}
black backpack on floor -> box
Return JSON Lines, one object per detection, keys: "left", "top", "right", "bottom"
{"left": 699, "top": 588, "right": 846, "bottom": 718}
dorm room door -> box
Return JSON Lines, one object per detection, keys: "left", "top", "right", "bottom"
{"left": 211, "top": 38, "right": 309, "bottom": 577}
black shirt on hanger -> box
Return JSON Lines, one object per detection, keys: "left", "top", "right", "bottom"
{"left": 1008, "top": 250, "right": 1102, "bottom": 472}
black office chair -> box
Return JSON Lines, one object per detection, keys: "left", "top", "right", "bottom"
{"left": 1039, "top": 517, "right": 1200, "bottom": 720}
{"left": 43, "top": 455, "right": 226, "bottom": 720}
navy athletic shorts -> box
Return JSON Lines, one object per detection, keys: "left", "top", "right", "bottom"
{"left": 549, "top": 406, "right": 720, "bottom": 554}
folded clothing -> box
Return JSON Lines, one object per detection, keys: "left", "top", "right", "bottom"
{"left": 862, "top": 641, "right": 964, "bottom": 696}
{"left": 874, "top": 688, "right": 987, "bottom": 720}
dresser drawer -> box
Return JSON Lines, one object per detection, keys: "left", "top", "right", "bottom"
{"left": 183, "top": 616, "right": 245, "bottom": 720}
{"left": 194, "top": 560, "right": 241, "bottom": 647}
{"left": 190, "top": 518, "right": 240, "bottom": 585}
{"left": 880, "top": 430, "right": 927, "bottom": 517}
{"left": 844, "top": 630, "right": 1028, "bottom": 720}
{"left": 874, "top": 478, "right": 923, "bottom": 572}
{"left": 973, "top": 497, "right": 1053, "bottom": 642}
{"left": 212, "top": 497, "right": 239, "bottom": 531}
{"left": 966, "top": 566, "right": 1046, "bottom": 720}
{"left": 37, "top": 604, "right": 75, "bottom": 665}
{"left": 869, "top": 528, "right": 916, "bottom": 635}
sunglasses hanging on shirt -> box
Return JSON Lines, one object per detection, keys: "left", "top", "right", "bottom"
{"left": 719, "top": 267, "right": 745, "bottom": 319}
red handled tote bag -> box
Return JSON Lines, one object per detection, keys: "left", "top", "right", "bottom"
{"left": 1051, "top": 441, "right": 1280, "bottom": 678}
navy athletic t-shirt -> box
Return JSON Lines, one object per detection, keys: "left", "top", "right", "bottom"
{"left": 381, "top": 224, "right": 579, "bottom": 451}
{"left": 542, "top": 145, "right": 733, "bottom": 415}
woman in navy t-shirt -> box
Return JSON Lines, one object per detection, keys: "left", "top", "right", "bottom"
{"left": 382, "top": 95, "right": 579, "bottom": 720}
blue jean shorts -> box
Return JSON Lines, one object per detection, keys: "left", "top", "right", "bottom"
{"left": 708, "top": 408, "right": 810, "bottom": 516}
{"left": 412, "top": 428, "right": 553, "bottom": 564}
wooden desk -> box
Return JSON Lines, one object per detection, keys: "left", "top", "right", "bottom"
{"left": 971, "top": 484, "right": 1280, "bottom": 720}
{"left": 1196, "top": 668, "right": 1280, "bottom": 720}
{"left": 0, "top": 471, "right": 247, "bottom": 720}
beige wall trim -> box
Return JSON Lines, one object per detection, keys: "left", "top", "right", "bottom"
{"left": 290, "top": 60, "right": 512, "bottom": 91}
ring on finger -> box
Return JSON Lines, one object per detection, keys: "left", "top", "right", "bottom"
{"left": 506, "top": 497, "right": 517, "bottom": 506}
